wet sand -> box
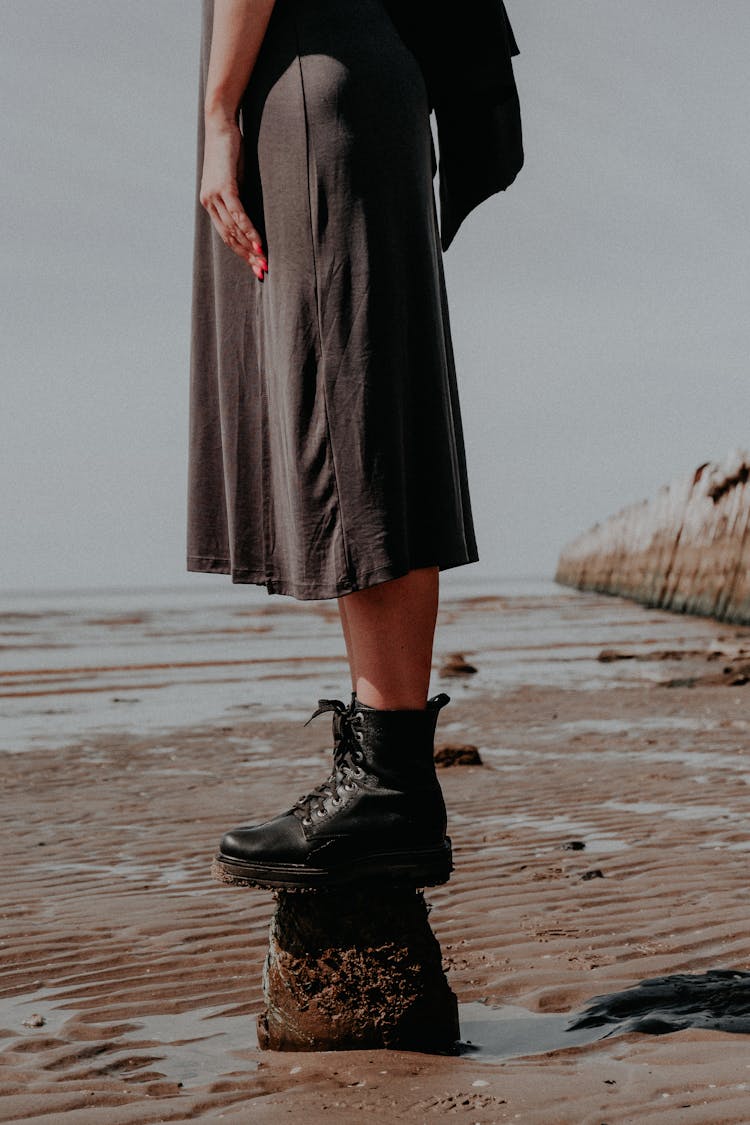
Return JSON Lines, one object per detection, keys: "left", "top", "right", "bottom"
{"left": 1, "top": 578, "right": 750, "bottom": 1122}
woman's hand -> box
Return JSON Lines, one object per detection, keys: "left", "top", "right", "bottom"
{"left": 200, "top": 116, "right": 268, "bottom": 281}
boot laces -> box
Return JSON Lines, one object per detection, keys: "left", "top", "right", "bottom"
{"left": 292, "top": 698, "right": 366, "bottom": 823}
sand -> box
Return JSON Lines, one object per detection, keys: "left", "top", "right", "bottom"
{"left": 1, "top": 579, "right": 750, "bottom": 1123}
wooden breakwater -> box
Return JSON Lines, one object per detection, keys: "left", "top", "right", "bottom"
{"left": 555, "top": 449, "right": 750, "bottom": 625}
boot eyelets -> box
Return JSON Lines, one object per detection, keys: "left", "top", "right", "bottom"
{"left": 343, "top": 781, "right": 356, "bottom": 792}
{"left": 354, "top": 730, "right": 364, "bottom": 742}
{"left": 302, "top": 816, "right": 312, "bottom": 826}
{"left": 315, "top": 808, "right": 326, "bottom": 818}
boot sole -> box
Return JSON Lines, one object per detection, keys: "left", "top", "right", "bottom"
{"left": 211, "top": 838, "right": 453, "bottom": 891}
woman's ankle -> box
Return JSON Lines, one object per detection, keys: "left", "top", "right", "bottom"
{"left": 353, "top": 688, "right": 428, "bottom": 711}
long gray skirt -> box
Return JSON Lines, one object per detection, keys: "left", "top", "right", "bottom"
{"left": 187, "top": 0, "right": 479, "bottom": 600}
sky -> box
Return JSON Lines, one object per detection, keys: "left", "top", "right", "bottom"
{"left": 2, "top": 1, "right": 749, "bottom": 595}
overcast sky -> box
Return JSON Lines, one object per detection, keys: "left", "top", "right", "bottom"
{"left": 2, "top": 1, "right": 749, "bottom": 595}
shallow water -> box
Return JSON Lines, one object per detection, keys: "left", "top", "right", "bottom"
{"left": 460, "top": 969, "right": 750, "bottom": 1062}
{"left": 0, "top": 986, "right": 258, "bottom": 1089}
{"left": 6, "top": 969, "right": 747, "bottom": 1089}
{"left": 458, "top": 1001, "right": 609, "bottom": 1060}
{"left": 0, "top": 575, "right": 731, "bottom": 754}
{"left": 450, "top": 808, "right": 630, "bottom": 854}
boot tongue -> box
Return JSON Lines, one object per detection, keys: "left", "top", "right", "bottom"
{"left": 291, "top": 699, "right": 359, "bottom": 820}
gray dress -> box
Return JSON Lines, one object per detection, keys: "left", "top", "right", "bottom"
{"left": 187, "top": 0, "right": 479, "bottom": 599}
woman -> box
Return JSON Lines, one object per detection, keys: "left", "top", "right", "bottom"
{"left": 188, "top": 0, "right": 522, "bottom": 891}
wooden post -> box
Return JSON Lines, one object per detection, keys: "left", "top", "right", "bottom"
{"left": 256, "top": 884, "right": 459, "bottom": 1053}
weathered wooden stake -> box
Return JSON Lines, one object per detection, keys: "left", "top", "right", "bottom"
{"left": 256, "top": 884, "right": 459, "bottom": 1053}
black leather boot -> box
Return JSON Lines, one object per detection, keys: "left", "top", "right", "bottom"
{"left": 212, "top": 692, "right": 453, "bottom": 890}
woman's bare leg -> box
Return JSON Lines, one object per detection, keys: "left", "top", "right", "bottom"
{"left": 212, "top": 566, "right": 450, "bottom": 890}
{"left": 338, "top": 586, "right": 356, "bottom": 694}
{"left": 337, "top": 566, "right": 439, "bottom": 710}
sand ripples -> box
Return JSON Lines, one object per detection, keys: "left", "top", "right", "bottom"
{"left": 2, "top": 585, "right": 750, "bottom": 1120}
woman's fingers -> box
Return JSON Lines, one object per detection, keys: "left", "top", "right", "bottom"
{"left": 209, "top": 195, "right": 267, "bottom": 279}
{"left": 213, "top": 193, "right": 257, "bottom": 253}
{"left": 226, "top": 191, "right": 264, "bottom": 252}
{"left": 201, "top": 190, "right": 267, "bottom": 278}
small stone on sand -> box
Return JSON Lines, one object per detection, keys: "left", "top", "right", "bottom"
{"left": 439, "top": 652, "right": 478, "bottom": 676}
{"left": 434, "top": 743, "right": 483, "bottom": 768}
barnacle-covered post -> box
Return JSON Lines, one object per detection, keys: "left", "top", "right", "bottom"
{"left": 256, "top": 884, "right": 459, "bottom": 1053}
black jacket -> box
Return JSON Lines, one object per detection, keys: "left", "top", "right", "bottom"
{"left": 383, "top": 1, "right": 524, "bottom": 250}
